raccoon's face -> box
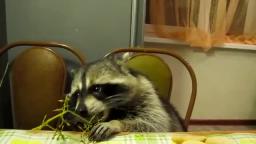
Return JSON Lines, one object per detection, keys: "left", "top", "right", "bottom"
{"left": 69, "top": 56, "right": 139, "bottom": 120}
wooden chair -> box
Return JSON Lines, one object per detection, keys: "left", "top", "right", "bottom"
{"left": 105, "top": 48, "right": 197, "bottom": 130}
{"left": 0, "top": 41, "right": 85, "bottom": 129}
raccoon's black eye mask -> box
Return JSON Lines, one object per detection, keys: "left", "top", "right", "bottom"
{"left": 88, "top": 84, "right": 129, "bottom": 100}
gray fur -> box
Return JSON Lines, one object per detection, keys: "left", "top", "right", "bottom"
{"left": 67, "top": 55, "right": 184, "bottom": 141}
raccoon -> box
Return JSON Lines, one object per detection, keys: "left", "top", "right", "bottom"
{"left": 66, "top": 54, "right": 185, "bottom": 141}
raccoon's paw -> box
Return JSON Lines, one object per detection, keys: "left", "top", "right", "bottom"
{"left": 89, "top": 120, "right": 122, "bottom": 141}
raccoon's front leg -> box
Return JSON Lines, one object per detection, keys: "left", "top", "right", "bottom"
{"left": 89, "top": 120, "right": 123, "bottom": 141}
{"left": 88, "top": 118, "right": 161, "bottom": 141}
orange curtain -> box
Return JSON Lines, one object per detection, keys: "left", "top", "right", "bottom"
{"left": 147, "top": 0, "right": 256, "bottom": 50}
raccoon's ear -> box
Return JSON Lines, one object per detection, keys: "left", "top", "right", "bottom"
{"left": 105, "top": 52, "right": 132, "bottom": 64}
{"left": 121, "top": 52, "right": 132, "bottom": 62}
{"left": 116, "top": 52, "right": 132, "bottom": 64}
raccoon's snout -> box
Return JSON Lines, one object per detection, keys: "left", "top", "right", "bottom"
{"left": 77, "top": 108, "right": 88, "bottom": 118}
{"left": 75, "top": 101, "right": 88, "bottom": 117}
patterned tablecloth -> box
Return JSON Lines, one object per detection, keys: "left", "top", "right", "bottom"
{"left": 0, "top": 130, "right": 174, "bottom": 144}
{"left": 1, "top": 129, "right": 256, "bottom": 144}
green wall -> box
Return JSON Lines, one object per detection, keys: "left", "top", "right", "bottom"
{"left": 6, "top": 0, "right": 133, "bottom": 61}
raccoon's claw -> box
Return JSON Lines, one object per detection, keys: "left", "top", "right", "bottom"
{"left": 89, "top": 121, "right": 121, "bottom": 141}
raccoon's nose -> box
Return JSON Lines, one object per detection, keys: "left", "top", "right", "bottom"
{"left": 76, "top": 104, "right": 88, "bottom": 117}
{"left": 79, "top": 109, "right": 88, "bottom": 118}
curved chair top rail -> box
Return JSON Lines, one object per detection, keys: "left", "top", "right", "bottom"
{"left": 0, "top": 41, "right": 86, "bottom": 65}
{"left": 105, "top": 48, "right": 197, "bottom": 128}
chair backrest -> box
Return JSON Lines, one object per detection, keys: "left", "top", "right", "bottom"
{"left": 105, "top": 48, "right": 197, "bottom": 130}
{"left": 0, "top": 41, "right": 86, "bottom": 129}
{"left": 126, "top": 54, "right": 172, "bottom": 100}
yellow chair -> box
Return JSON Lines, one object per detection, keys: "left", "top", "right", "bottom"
{"left": 105, "top": 48, "right": 197, "bottom": 130}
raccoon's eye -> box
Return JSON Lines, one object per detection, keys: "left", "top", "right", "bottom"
{"left": 89, "top": 85, "right": 102, "bottom": 95}
{"left": 88, "top": 85, "right": 104, "bottom": 99}
{"left": 74, "top": 90, "right": 81, "bottom": 97}
{"left": 101, "top": 84, "right": 128, "bottom": 96}
{"left": 89, "top": 84, "right": 128, "bottom": 99}
{"left": 93, "top": 85, "right": 101, "bottom": 92}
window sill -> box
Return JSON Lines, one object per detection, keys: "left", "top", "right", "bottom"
{"left": 144, "top": 24, "right": 256, "bottom": 51}
{"left": 144, "top": 36, "right": 256, "bottom": 51}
